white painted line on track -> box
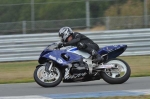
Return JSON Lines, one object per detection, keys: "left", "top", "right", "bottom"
{"left": 127, "top": 89, "right": 150, "bottom": 95}
{"left": 0, "top": 89, "right": 150, "bottom": 99}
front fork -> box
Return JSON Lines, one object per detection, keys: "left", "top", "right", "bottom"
{"left": 45, "top": 61, "right": 53, "bottom": 73}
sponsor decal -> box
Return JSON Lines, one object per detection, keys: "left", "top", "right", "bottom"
{"left": 65, "top": 73, "right": 87, "bottom": 79}
{"left": 49, "top": 55, "right": 63, "bottom": 63}
{"left": 107, "top": 45, "right": 121, "bottom": 53}
{"left": 49, "top": 55, "right": 56, "bottom": 60}
{"left": 57, "top": 58, "right": 63, "bottom": 63}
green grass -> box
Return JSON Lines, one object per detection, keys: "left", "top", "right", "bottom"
{"left": 118, "top": 55, "right": 150, "bottom": 77}
{"left": 71, "top": 95, "right": 150, "bottom": 99}
{"left": 0, "top": 55, "right": 150, "bottom": 84}
{"left": 0, "top": 61, "right": 38, "bottom": 84}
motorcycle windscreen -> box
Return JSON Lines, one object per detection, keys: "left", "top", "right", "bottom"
{"left": 98, "top": 45, "right": 127, "bottom": 60}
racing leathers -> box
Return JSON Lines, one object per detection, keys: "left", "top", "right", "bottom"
{"left": 59, "top": 32, "right": 103, "bottom": 63}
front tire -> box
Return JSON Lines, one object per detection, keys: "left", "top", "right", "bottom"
{"left": 101, "top": 58, "right": 131, "bottom": 84}
{"left": 34, "top": 65, "right": 62, "bottom": 87}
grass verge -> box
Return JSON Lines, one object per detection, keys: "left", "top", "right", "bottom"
{"left": 0, "top": 55, "right": 150, "bottom": 84}
{"left": 0, "top": 61, "right": 38, "bottom": 84}
{"left": 72, "top": 95, "right": 150, "bottom": 99}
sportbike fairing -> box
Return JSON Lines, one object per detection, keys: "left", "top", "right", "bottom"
{"left": 39, "top": 42, "right": 127, "bottom": 65}
{"left": 39, "top": 43, "right": 85, "bottom": 65}
{"left": 40, "top": 50, "right": 83, "bottom": 66}
{"left": 98, "top": 45, "right": 127, "bottom": 60}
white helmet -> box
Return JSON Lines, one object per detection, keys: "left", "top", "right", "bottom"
{"left": 59, "top": 27, "right": 73, "bottom": 42}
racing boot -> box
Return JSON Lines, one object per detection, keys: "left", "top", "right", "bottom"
{"left": 93, "top": 54, "right": 104, "bottom": 63}
{"left": 91, "top": 50, "right": 104, "bottom": 63}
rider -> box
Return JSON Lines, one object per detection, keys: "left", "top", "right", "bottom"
{"left": 58, "top": 26, "right": 103, "bottom": 63}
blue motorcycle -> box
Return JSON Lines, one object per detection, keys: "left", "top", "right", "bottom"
{"left": 34, "top": 42, "right": 131, "bottom": 87}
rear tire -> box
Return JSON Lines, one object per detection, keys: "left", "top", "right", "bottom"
{"left": 101, "top": 58, "right": 131, "bottom": 84}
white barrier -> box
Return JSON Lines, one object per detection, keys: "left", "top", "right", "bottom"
{"left": 0, "top": 28, "right": 150, "bottom": 62}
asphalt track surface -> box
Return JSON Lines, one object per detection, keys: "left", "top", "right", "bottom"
{"left": 0, "top": 77, "right": 150, "bottom": 97}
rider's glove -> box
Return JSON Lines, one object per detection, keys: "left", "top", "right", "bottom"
{"left": 58, "top": 43, "right": 63, "bottom": 48}
{"left": 58, "top": 42, "right": 66, "bottom": 48}
{"left": 63, "top": 42, "right": 67, "bottom": 46}
{"left": 58, "top": 42, "right": 67, "bottom": 48}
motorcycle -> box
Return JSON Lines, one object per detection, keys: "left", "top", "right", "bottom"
{"left": 34, "top": 42, "right": 131, "bottom": 87}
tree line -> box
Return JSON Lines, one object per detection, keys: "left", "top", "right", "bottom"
{"left": 0, "top": 0, "right": 121, "bottom": 23}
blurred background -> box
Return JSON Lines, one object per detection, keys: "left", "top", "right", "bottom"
{"left": 0, "top": 0, "right": 150, "bottom": 83}
{"left": 0, "top": 0, "right": 150, "bottom": 34}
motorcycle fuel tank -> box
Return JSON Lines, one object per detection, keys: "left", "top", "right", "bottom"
{"left": 66, "top": 47, "right": 90, "bottom": 58}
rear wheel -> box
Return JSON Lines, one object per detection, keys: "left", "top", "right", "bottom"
{"left": 101, "top": 58, "right": 131, "bottom": 84}
{"left": 34, "top": 64, "right": 62, "bottom": 87}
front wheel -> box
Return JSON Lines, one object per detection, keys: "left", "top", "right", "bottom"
{"left": 34, "top": 64, "right": 62, "bottom": 87}
{"left": 101, "top": 58, "right": 131, "bottom": 84}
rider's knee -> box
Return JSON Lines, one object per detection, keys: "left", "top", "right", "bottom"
{"left": 77, "top": 42, "right": 87, "bottom": 50}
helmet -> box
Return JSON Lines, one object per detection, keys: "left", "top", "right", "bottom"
{"left": 59, "top": 27, "right": 73, "bottom": 42}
